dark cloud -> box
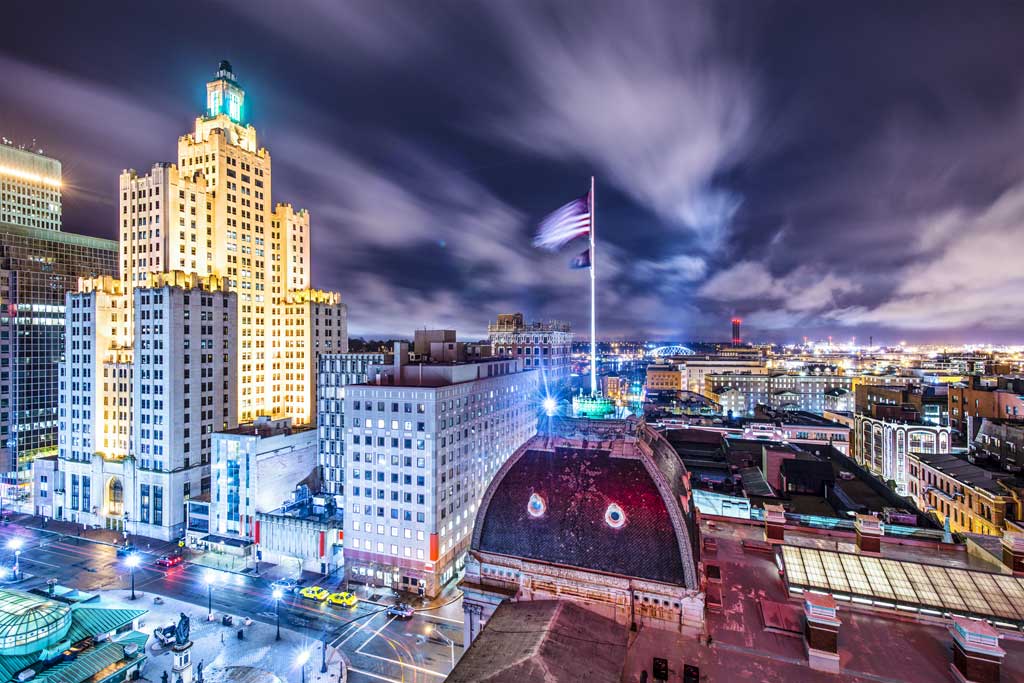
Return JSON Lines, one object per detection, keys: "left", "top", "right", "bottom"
{"left": 3, "top": 1, "right": 1024, "bottom": 342}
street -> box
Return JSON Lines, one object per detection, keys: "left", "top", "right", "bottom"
{"left": 0, "top": 524, "right": 464, "bottom": 683}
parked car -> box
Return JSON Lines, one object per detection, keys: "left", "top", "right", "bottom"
{"left": 270, "top": 578, "right": 300, "bottom": 594}
{"left": 155, "top": 555, "right": 183, "bottom": 568}
{"left": 299, "top": 586, "right": 329, "bottom": 601}
{"left": 386, "top": 603, "right": 415, "bottom": 619}
{"left": 326, "top": 591, "right": 358, "bottom": 607}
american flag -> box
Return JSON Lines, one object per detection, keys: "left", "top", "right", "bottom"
{"left": 533, "top": 191, "right": 591, "bottom": 250}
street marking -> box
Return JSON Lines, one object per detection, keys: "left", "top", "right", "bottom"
{"left": 347, "top": 667, "right": 401, "bottom": 683}
{"left": 355, "top": 616, "right": 396, "bottom": 654}
{"left": 419, "top": 614, "right": 463, "bottom": 626}
{"left": 332, "top": 611, "right": 383, "bottom": 649}
{"left": 355, "top": 652, "right": 446, "bottom": 679}
{"left": 19, "top": 557, "right": 61, "bottom": 569}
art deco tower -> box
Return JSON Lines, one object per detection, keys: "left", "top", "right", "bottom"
{"left": 56, "top": 63, "right": 346, "bottom": 540}
{"left": 121, "top": 61, "right": 346, "bottom": 423}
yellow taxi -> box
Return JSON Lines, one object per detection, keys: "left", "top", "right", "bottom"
{"left": 327, "top": 591, "right": 358, "bottom": 607}
{"left": 299, "top": 586, "right": 329, "bottom": 601}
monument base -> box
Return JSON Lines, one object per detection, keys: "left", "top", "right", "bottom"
{"left": 172, "top": 641, "right": 194, "bottom": 683}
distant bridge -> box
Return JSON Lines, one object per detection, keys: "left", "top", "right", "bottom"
{"left": 648, "top": 345, "right": 695, "bottom": 358}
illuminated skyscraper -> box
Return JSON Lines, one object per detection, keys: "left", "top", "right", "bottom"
{"left": 0, "top": 143, "right": 61, "bottom": 231}
{"left": 120, "top": 60, "right": 347, "bottom": 424}
{"left": 51, "top": 63, "right": 346, "bottom": 539}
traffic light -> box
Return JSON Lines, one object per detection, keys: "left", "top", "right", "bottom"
{"left": 683, "top": 664, "right": 700, "bottom": 683}
{"left": 652, "top": 657, "right": 668, "bottom": 681}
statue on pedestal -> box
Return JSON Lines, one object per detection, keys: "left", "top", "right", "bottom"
{"left": 175, "top": 613, "right": 191, "bottom": 646}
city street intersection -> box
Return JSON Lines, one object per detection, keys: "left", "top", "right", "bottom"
{"left": 0, "top": 522, "right": 464, "bottom": 683}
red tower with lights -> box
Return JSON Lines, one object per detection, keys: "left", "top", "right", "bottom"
{"left": 731, "top": 318, "right": 742, "bottom": 346}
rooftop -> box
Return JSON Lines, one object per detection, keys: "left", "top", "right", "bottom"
{"left": 446, "top": 600, "right": 626, "bottom": 683}
{"left": 472, "top": 419, "right": 700, "bottom": 588}
{"left": 910, "top": 452, "right": 1013, "bottom": 494}
{"left": 218, "top": 416, "right": 315, "bottom": 438}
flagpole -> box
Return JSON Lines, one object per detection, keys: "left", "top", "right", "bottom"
{"left": 589, "top": 175, "right": 597, "bottom": 396}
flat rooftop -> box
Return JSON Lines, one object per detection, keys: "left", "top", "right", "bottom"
{"left": 911, "top": 452, "right": 1012, "bottom": 494}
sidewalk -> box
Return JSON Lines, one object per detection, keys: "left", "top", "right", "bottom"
{"left": 5, "top": 512, "right": 180, "bottom": 557}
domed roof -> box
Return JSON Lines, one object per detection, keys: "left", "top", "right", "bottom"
{"left": 472, "top": 419, "right": 700, "bottom": 588}
{"left": 0, "top": 589, "right": 73, "bottom": 656}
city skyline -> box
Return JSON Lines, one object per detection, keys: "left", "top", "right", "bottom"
{"left": 4, "top": 2, "right": 1024, "bottom": 344}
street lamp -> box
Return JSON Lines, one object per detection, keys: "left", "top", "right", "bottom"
{"left": 321, "top": 632, "right": 328, "bottom": 674}
{"left": 429, "top": 623, "right": 455, "bottom": 669}
{"left": 203, "top": 569, "right": 217, "bottom": 620}
{"left": 7, "top": 538, "right": 22, "bottom": 581}
{"left": 125, "top": 553, "right": 140, "bottom": 600}
{"left": 272, "top": 588, "right": 283, "bottom": 641}
{"left": 296, "top": 650, "right": 310, "bottom": 683}
{"left": 542, "top": 396, "right": 557, "bottom": 416}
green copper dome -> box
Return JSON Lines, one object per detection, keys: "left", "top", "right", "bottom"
{"left": 0, "top": 589, "right": 72, "bottom": 656}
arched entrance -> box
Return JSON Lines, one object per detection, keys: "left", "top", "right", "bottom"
{"left": 107, "top": 478, "right": 124, "bottom": 518}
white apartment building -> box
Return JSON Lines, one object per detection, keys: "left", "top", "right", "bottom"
{"left": 682, "top": 356, "right": 767, "bottom": 395}
{"left": 317, "top": 352, "right": 393, "bottom": 506}
{"left": 854, "top": 414, "right": 951, "bottom": 496}
{"left": 341, "top": 352, "right": 539, "bottom": 597}
{"left": 0, "top": 143, "right": 61, "bottom": 231}
{"left": 209, "top": 417, "right": 317, "bottom": 541}
{"left": 705, "top": 372, "right": 855, "bottom": 416}
{"left": 57, "top": 273, "right": 237, "bottom": 540}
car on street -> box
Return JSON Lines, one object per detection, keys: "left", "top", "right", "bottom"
{"left": 386, "top": 603, "right": 415, "bottom": 619}
{"left": 270, "top": 578, "right": 300, "bottom": 594}
{"left": 116, "top": 544, "right": 138, "bottom": 557}
{"left": 155, "top": 555, "right": 183, "bottom": 568}
{"left": 326, "top": 591, "right": 358, "bottom": 607}
{"left": 299, "top": 586, "right": 329, "bottom": 601}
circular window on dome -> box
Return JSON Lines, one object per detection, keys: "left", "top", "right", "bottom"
{"left": 527, "top": 492, "right": 546, "bottom": 518}
{"left": 604, "top": 502, "right": 626, "bottom": 528}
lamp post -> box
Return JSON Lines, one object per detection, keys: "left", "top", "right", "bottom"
{"left": 430, "top": 623, "right": 455, "bottom": 669}
{"left": 272, "top": 588, "right": 283, "bottom": 641}
{"left": 126, "top": 553, "right": 140, "bottom": 600}
{"left": 296, "top": 650, "right": 310, "bottom": 683}
{"left": 204, "top": 569, "right": 216, "bottom": 620}
{"left": 321, "top": 632, "right": 328, "bottom": 674}
{"left": 7, "top": 538, "right": 22, "bottom": 581}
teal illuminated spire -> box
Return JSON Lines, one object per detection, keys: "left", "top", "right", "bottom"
{"left": 206, "top": 60, "right": 245, "bottom": 123}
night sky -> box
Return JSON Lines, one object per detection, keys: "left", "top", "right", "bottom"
{"left": 4, "top": 2, "right": 1024, "bottom": 343}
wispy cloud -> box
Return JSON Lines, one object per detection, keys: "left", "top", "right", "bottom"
{"left": 478, "top": 2, "right": 752, "bottom": 250}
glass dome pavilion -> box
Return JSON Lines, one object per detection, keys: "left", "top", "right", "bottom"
{"left": 0, "top": 590, "right": 72, "bottom": 657}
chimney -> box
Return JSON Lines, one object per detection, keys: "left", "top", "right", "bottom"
{"left": 803, "top": 592, "right": 841, "bottom": 673}
{"left": 1001, "top": 523, "right": 1024, "bottom": 575}
{"left": 764, "top": 503, "right": 786, "bottom": 543}
{"left": 854, "top": 514, "right": 882, "bottom": 554}
{"left": 948, "top": 616, "right": 1005, "bottom": 683}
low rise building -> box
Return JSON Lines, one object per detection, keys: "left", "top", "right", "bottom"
{"left": 681, "top": 355, "right": 766, "bottom": 395}
{"left": 855, "top": 383, "right": 947, "bottom": 426}
{"left": 461, "top": 418, "right": 703, "bottom": 648}
{"left": 645, "top": 364, "right": 683, "bottom": 393}
{"left": 948, "top": 376, "right": 1024, "bottom": 441}
{"left": 907, "top": 452, "right": 1021, "bottom": 536}
{"left": 705, "top": 372, "right": 854, "bottom": 416}
{"left": 973, "top": 418, "right": 1024, "bottom": 472}
{"left": 488, "top": 313, "right": 572, "bottom": 385}
{"left": 208, "top": 416, "right": 317, "bottom": 541}
{"left": 854, "top": 414, "right": 951, "bottom": 495}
